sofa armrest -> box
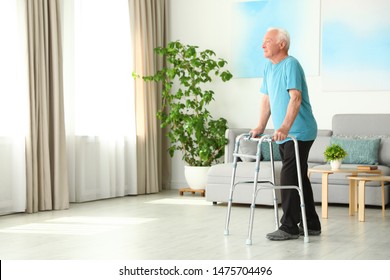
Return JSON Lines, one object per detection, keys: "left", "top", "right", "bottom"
{"left": 224, "top": 128, "right": 251, "bottom": 163}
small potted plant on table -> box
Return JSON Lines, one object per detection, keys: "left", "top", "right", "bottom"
{"left": 324, "top": 143, "right": 347, "bottom": 170}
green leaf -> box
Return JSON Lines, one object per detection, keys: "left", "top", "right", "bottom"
{"left": 217, "top": 60, "right": 226, "bottom": 67}
{"left": 132, "top": 71, "right": 139, "bottom": 79}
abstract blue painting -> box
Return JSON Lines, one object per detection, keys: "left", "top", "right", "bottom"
{"left": 322, "top": 0, "right": 390, "bottom": 91}
{"left": 231, "top": 0, "right": 320, "bottom": 78}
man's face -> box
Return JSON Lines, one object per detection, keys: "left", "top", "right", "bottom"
{"left": 262, "top": 30, "right": 283, "bottom": 59}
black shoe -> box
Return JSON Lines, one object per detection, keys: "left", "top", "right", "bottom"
{"left": 266, "top": 229, "right": 299, "bottom": 241}
{"left": 299, "top": 226, "right": 321, "bottom": 236}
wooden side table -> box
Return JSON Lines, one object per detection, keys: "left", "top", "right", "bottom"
{"left": 308, "top": 167, "right": 382, "bottom": 219}
{"left": 347, "top": 175, "right": 389, "bottom": 222}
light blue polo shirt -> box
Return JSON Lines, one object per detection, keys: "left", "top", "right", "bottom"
{"left": 260, "top": 56, "right": 317, "bottom": 142}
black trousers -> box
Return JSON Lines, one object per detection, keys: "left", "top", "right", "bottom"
{"left": 278, "top": 140, "right": 321, "bottom": 234}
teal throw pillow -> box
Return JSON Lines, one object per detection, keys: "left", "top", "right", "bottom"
{"left": 330, "top": 137, "right": 381, "bottom": 164}
{"left": 261, "top": 142, "right": 282, "bottom": 161}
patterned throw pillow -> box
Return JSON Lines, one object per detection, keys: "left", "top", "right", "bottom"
{"left": 261, "top": 142, "right": 282, "bottom": 161}
{"left": 330, "top": 137, "right": 381, "bottom": 164}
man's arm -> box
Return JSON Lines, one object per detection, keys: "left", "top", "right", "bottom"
{"left": 273, "top": 89, "right": 302, "bottom": 141}
{"left": 250, "top": 94, "right": 271, "bottom": 137}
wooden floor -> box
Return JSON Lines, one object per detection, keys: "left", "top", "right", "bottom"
{"left": 0, "top": 189, "right": 389, "bottom": 260}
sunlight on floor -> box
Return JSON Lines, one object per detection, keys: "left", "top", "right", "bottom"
{"left": 146, "top": 198, "right": 211, "bottom": 206}
{"left": 47, "top": 216, "right": 155, "bottom": 225}
{"left": 0, "top": 217, "right": 156, "bottom": 235}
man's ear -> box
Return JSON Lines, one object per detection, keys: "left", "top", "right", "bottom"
{"left": 279, "top": 40, "right": 286, "bottom": 50}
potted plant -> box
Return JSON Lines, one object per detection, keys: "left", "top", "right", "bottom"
{"left": 134, "top": 41, "right": 233, "bottom": 189}
{"left": 324, "top": 143, "right": 347, "bottom": 170}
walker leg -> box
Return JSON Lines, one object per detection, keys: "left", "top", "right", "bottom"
{"left": 246, "top": 189, "right": 258, "bottom": 245}
{"left": 272, "top": 189, "right": 280, "bottom": 230}
{"left": 246, "top": 149, "right": 262, "bottom": 245}
{"left": 299, "top": 190, "right": 310, "bottom": 243}
{"left": 224, "top": 160, "right": 238, "bottom": 236}
{"left": 269, "top": 142, "right": 279, "bottom": 230}
{"left": 224, "top": 197, "right": 233, "bottom": 236}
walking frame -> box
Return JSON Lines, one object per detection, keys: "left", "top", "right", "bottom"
{"left": 223, "top": 133, "right": 309, "bottom": 244}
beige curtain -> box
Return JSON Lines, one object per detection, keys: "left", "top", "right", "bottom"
{"left": 25, "top": 0, "right": 69, "bottom": 213}
{"left": 129, "top": 0, "right": 170, "bottom": 194}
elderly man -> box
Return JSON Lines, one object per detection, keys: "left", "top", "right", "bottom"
{"left": 250, "top": 27, "right": 321, "bottom": 241}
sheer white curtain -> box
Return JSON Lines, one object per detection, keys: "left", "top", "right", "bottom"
{"left": 0, "top": 0, "right": 28, "bottom": 215}
{"left": 62, "top": 0, "right": 137, "bottom": 202}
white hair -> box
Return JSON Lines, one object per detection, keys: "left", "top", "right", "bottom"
{"left": 267, "top": 27, "right": 290, "bottom": 50}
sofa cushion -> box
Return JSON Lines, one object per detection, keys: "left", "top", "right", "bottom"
{"left": 238, "top": 140, "right": 257, "bottom": 162}
{"left": 331, "top": 137, "right": 381, "bottom": 165}
{"left": 378, "top": 137, "right": 390, "bottom": 166}
{"left": 308, "top": 135, "right": 331, "bottom": 164}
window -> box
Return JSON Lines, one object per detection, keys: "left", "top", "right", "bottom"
{"left": 0, "top": 0, "right": 28, "bottom": 214}
{"left": 62, "top": 0, "right": 137, "bottom": 202}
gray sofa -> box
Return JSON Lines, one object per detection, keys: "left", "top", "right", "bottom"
{"left": 206, "top": 114, "right": 390, "bottom": 207}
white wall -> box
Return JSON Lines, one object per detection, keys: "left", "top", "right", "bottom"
{"left": 167, "top": 0, "right": 390, "bottom": 188}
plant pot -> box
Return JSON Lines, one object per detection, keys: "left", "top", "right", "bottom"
{"left": 330, "top": 159, "right": 342, "bottom": 170}
{"left": 184, "top": 166, "right": 210, "bottom": 190}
